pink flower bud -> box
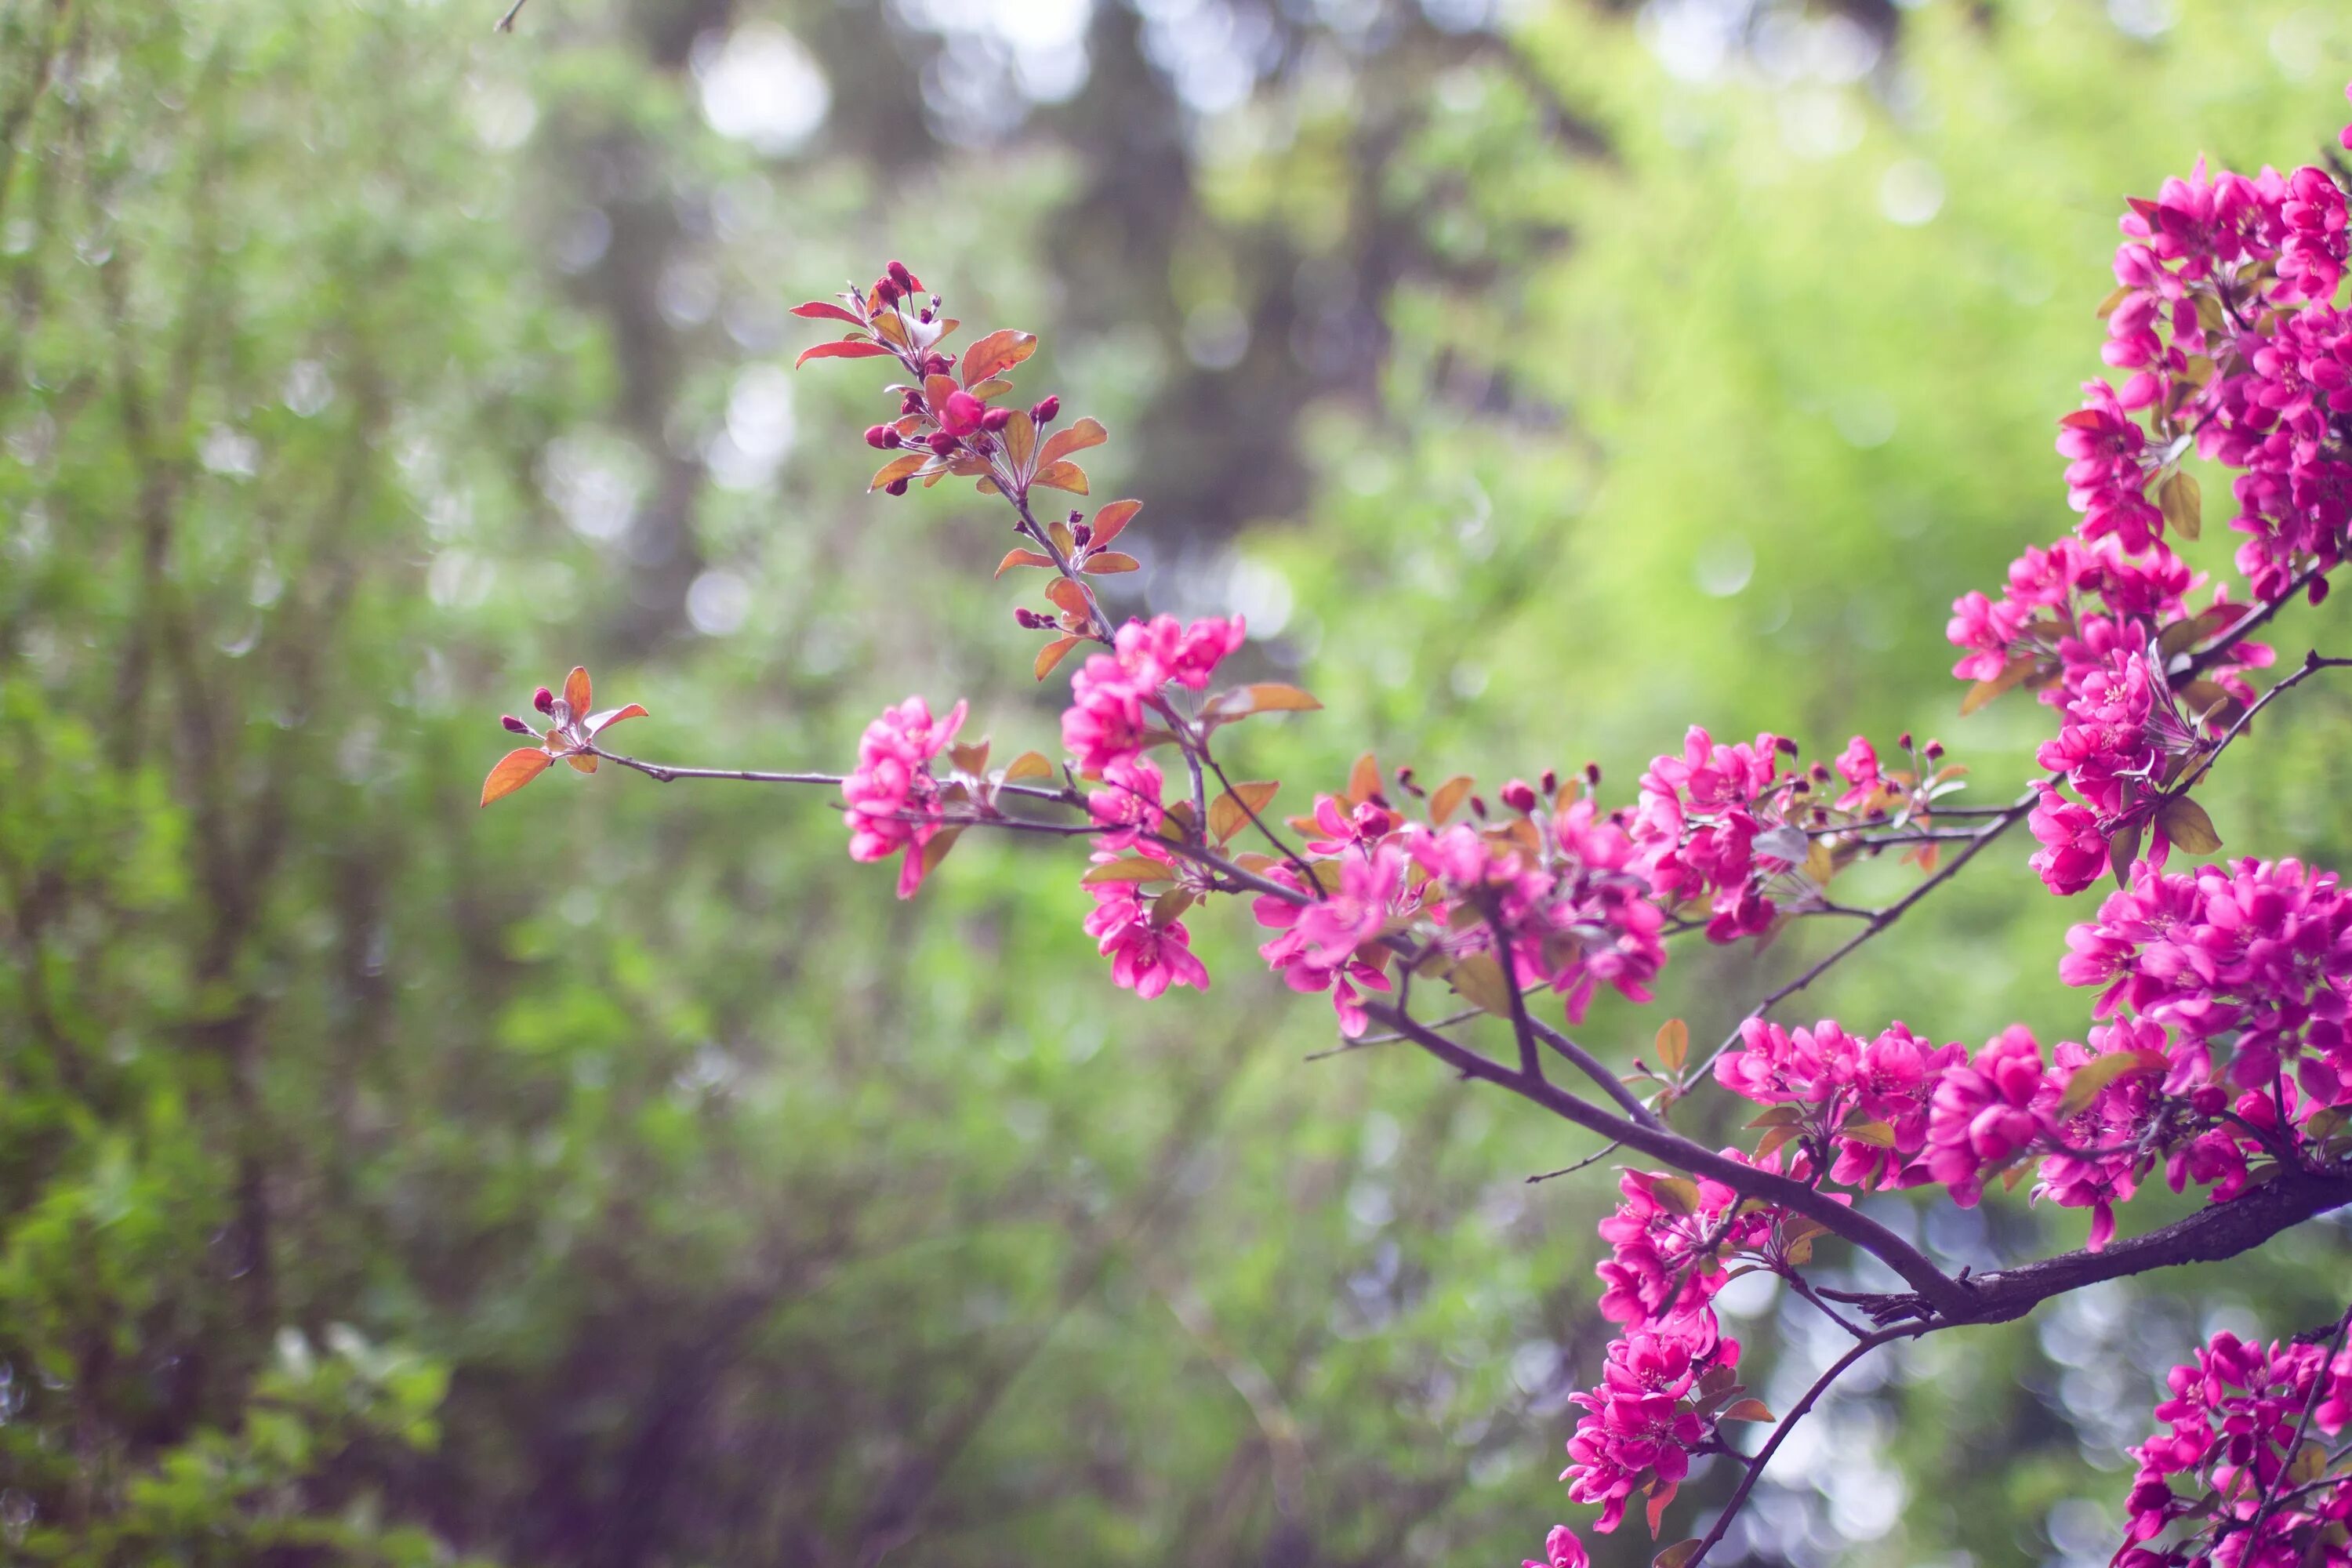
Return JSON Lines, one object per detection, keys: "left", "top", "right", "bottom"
{"left": 865, "top": 424, "right": 898, "bottom": 449}
{"left": 1898, "top": 731, "right": 1915, "bottom": 750}
{"left": 981, "top": 405, "right": 1014, "bottom": 432}
{"left": 875, "top": 277, "right": 902, "bottom": 306}
{"left": 2314, "top": 575, "right": 2332, "bottom": 607}
{"left": 1029, "top": 394, "right": 1060, "bottom": 425}
{"left": 885, "top": 477, "right": 910, "bottom": 496}
{"left": 1500, "top": 779, "right": 1538, "bottom": 813}
{"left": 1073, "top": 524, "right": 1092, "bottom": 547}
{"left": 939, "top": 390, "right": 985, "bottom": 437}
{"left": 532, "top": 686, "right": 555, "bottom": 714}
{"left": 924, "top": 353, "right": 953, "bottom": 376}
{"left": 1924, "top": 739, "right": 1945, "bottom": 760}
{"left": 1540, "top": 768, "right": 1558, "bottom": 795}
{"left": 887, "top": 260, "right": 915, "bottom": 292}
{"left": 1014, "top": 607, "right": 1048, "bottom": 629}
{"left": 927, "top": 431, "right": 959, "bottom": 457}
{"left": 900, "top": 390, "right": 924, "bottom": 416}
{"left": 502, "top": 714, "right": 532, "bottom": 735}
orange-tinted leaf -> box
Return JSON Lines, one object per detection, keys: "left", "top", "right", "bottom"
{"left": 1090, "top": 499, "right": 1142, "bottom": 548}
{"left": 1039, "top": 417, "right": 1108, "bottom": 467}
{"left": 1045, "top": 577, "right": 1089, "bottom": 617}
{"left": 480, "top": 747, "right": 553, "bottom": 806}
{"left": 1034, "top": 635, "right": 1081, "bottom": 681}
{"left": 1004, "top": 409, "right": 1036, "bottom": 471}
{"left": 961, "top": 328, "right": 1038, "bottom": 387}
{"left": 1081, "top": 857, "right": 1177, "bottom": 887}
{"left": 949, "top": 739, "right": 990, "bottom": 775}
{"left": 1086, "top": 551, "right": 1141, "bottom": 574}
{"left": 1449, "top": 953, "right": 1514, "bottom": 1017}
{"left": 1655, "top": 1018, "right": 1689, "bottom": 1073}
{"left": 1720, "top": 1399, "right": 1776, "bottom": 1423}
{"left": 2158, "top": 794, "right": 2222, "bottom": 855}
{"left": 872, "top": 310, "right": 909, "bottom": 347}
{"left": 1033, "top": 460, "right": 1088, "bottom": 495}
{"left": 967, "top": 376, "right": 1014, "bottom": 400}
{"left": 1207, "top": 781, "right": 1280, "bottom": 844}
{"left": 1428, "top": 775, "right": 1475, "bottom": 825}
{"left": 563, "top": 666, "right": 592, "bottom": 716}
{"left": 871, "top": 452, "right": 929, "bottom": 492}
{"left": 924, "top": 373, "right": 959, "bottom": 411}
{"left": 1346, "top": 752, "right": 1381, "bottom": 804}
{"left": 794, "top": 339, "right": 887, "bottom": 366}
{"left": 920, "top": 826, "right": 964, "bottom": 877}
{"left": 1149, "top": 887, "right": 1197, "bottom": 927}
{"left": 1961, "top": 655, "right": 2038, "bottom": 717}
{"left": 2160, "top": 470, "right": 2202, "bottom": 542}
{"left": 586, "top": 702, "right": 648, "bottom": 736}
{"left": 1003, "top": 750, "right": 1054, "bottom": 782}
{"left": 1204, "top": 683, "right": 1322, "bottom": 723}
{"left": 996, "top": 548, "right": 1055, "bottom": 578}
{"left": 565, "top": 751, "right": 599, "bottom": 775}
{"left": 791, "top": 300, "right": 866, "bottom": 325}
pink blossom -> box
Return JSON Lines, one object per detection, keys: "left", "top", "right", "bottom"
{"left": 1521, "top": 1524, "right": 1589, "bottom": 1568}
{"left": 1083, "top": 871, "right": 1210, "bottom": 1000}
{"left": 1925, "top": 1025, "right": 2055, "bottom": 1204}
{"left": 840, "top": 695, "right": 967, "bottom": 898}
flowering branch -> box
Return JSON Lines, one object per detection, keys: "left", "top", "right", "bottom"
{"left": 479, "top": 85, "right": 2352, "bottom": 1568}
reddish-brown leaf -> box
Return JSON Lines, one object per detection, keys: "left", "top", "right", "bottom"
{"left": 995, "top": 548, "right": 1055, "bottom": 579}
{"left": 565, "top": 751, "right": 599, "bottom": 775}
{"left": 1038, "top": 417, "right": 1108, "bottom": 468}
{"left": 1346, "top": 752, "right": 1381, "bottom": 805}
{"left": 1034, "top": 635, "right": 1081, "bottom": 681}
{"left": 793, "top": 339, "right": 887, "bottom": 366}
{"left": 480, "top": 747, "right": 553, "bottom": 806}
{"left": 960, "top": 328, "right": 1038, "bottom": 387}
{"left": 1004, "top": 409, "right": 1036, "bottom": 472}
{"left": 1085, "top": 550, "right": 1141, "bottom": 574}
{"left": 1033, "top": 460, "right": 1088, "bottom": 495}
{"left": 790, "top": 300, "right": 866, "bottom": 325}
{"left": 924, "top": 373, "right": 960, "bottom": 411}
{"left": 871, "top": 453, "right": 929, "bottom": 492}
{"left": 563, "top": 666, "right": 592, "bottom": 716}
{"left": 1089, "top": 499, "right": 1142, "bottom": 548}
{"left": 1428, "top": 775, "right": 1475, "bottom": 825}
{"left": 1045, "top": 577, "right": 1089, "bottom": 617}
{"left": 586, "top": 702, "right": 648, "bottom": 737}
{"left": 1002, "top": 750, "right": 1054, "bottom": 782}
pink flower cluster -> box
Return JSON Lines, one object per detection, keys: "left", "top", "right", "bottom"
{"left": 2119, "top": 1328, "right": 2352, "bottom": 1568}
{"left": 1630, "top": 728, "right": 1797, "bottom": 942}
{"left": 1252, "top": 838, "right": 1415, "bottom": 1036}
{"left": 1062, "top": 613, "right": 1247, "bottom": 776}
{"left": 1594, "top": 1167, "right": 1775, "bottom": 1330}
{"left": 840, "top": 696, "right": 968, "bottom": 898}
{"left": 1563, "top": 1312, "right": 1740, "bottom": 1535}
{"left": 1410, "top": 795, "right": 1666, "bottom": 1023}
{"left": 1948, "top": 125, "right": 2352, "bottom": 895}
{"left": 1714, "top": 1017, "right": 1962, "bottom": 1189}
{"left": 1063, "top": 615, "right": 1246, "bottom": 998}
{"left": 2063, "top": 858, "right": 2352, "bottom": 1109}
{"left": 1924, "top": 1025, "right": 2059, "bottom": 1205}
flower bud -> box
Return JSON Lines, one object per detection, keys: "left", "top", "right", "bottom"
{"left": 1029, "top": 394, "right": 1060, "bottom": 426}
{"left": 532, "top": 686, "right": 555, "bottom": 714}
{"left": 1897, "top": 731, "right": 1915, "bottom": 750}
{"left": 1923, "top": 739, "right": 1945, "bottom": 761}
{"left": 1468, "top": 793, "right": 1489, "bottom": 819}
{"left": 1584, "top": 762, "right": 1602, "bottom": 786}
{"left": 1540, "top": 769, "right": 1558, "bottom": 796}
{"left": 1014, "top": 607, "right": 1048, "bottom": 629}
{"left": 927, "top": 431, "right": 960, "bottom": 457}
{"left": 501, "top": 713, "right": 532, "bottom": 735}
{"left": 875, "top": 277, "right": 902, "bottom": 306}
{"left": 900, "top": 389, "right": 925, "bottom": 416}
{"left": 2314, "top": 575, "right": 2332, "bottom": 607}
{"left": 981, "top": 405, "right": 1014, "bottom": 432}
{"left": 1068, "top": 510, "right": 1083, "bottom": 525}
{"left": 1500, "top": 779, "right": 1538, "bottom": 813}
{"left": 924, "top": 353, "right": 953, "bottom": 376}
{"left": 1773, "top": 735, "right": 1801, "bottom": 757}
{"left": 887, "top": 260, "right": 915, "bottom": 292}
{"left": 865, "top": 423, "right": 899, "bottom": 449}
{"left": 1354, "top": 801, "right": 1394, "bottom": 837}
{"left": 1073, "top": 524, "right": 1093, "bottom": 547}
{"left": 885, "top": 477, "right": 910, "bottom": 496}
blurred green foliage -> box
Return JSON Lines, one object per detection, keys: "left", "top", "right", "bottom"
{"left": 5, "top": 1, "right": 2352, "bottom": 1565}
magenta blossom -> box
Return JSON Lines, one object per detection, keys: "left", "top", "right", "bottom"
{"left": 840, "top": 695, "right": 968, "bottom": 898}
